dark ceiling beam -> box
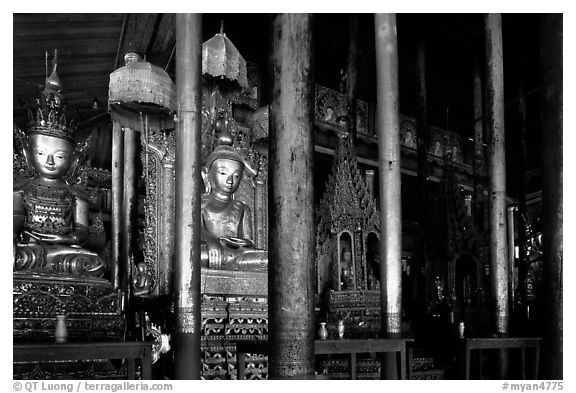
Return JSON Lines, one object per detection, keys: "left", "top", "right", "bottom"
{"left": 114, "top": 13, "right": 160, "bottom": 67}
{"left": 147, "top": 14, "right": 176, "bottom": 69}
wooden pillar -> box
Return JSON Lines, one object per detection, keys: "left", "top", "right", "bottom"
{"left": 346, "top": 14, "right": 358, "bottom": 139}
{"left": 415, "top": 37, "right": 431, "bottom": 324}
{"left": 268, "top": 13, "right": 315, "bottom": 379}
{"left": 122, "top": 126, "right": 138, "bottom": 311}
{"left": 540, "top": 13, "right": 562, "bottom": 380}
{"left": 174, "top": 13, "right": 203, "bottom": 380}
{"left": 374, "top": 13, "right": 402, "bottom": 336}
{"left": 416, "top": 37, "right": 430, "bottom": 265}
{"left": 254, "top": 178, "right": 267, "bottom": 250}
{"left": 473, "top": 59, "right": 486, "bottom": 232}
{"left": 517, "top": 82, "right": 528, "bottom": 318}
{"left": 484, "top": 13, "right": 509, "bottom": 337}
{"left": 375, "top": 13, "right": 402, "bottom": 379}
{"left": 416, "top": 38, "right": 430, "bottom": 202}
{"left": 507, "top": 205, "right": 516, "bottom": 309}
{"left": 111, "top": 122, "right": 124, "bottom": 290}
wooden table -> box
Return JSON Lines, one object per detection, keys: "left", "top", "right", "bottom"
{"left": 407, "top": 337, "right": 542, "bottom": 379}
{"left": 13, "top": 342, "right": 153, "bottom": 380}
{"left": 235, "top": 338, "right": 412, "bottom": 379}
{"left": 464, "top": 338, "right": 542, "bottom": 379}
{"left": 315, "top": 338, "right": 413, "bottom": 380}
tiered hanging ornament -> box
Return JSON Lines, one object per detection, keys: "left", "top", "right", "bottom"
{"left": 200, "top": 24, "right": 251, "bottom": 167}
{"left": 202, "top": 22, "right": 248, "bottom": 91}
{"left": 108, "top": 52, "right": 176, "bottom": 130}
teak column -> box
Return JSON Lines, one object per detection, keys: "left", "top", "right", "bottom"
{"left": 122, "top": 126, "right": 138, "bottom": 313}
{"left": 375, "top": 13, "right": 402, "bottom": 338}
{"left": 268, "top": 13, "right": 315, "bottom": 379}
{"left": 540, "top": 14, "right": 562, "bottom": 380}
{"left": 416, "top": 37, "right": 430, "bottom": 271}
{"left": 484, "top": 13, "right": 509, "bottom": 337}
{"left": 375, "top": 14, "right": 402, "bottom": 379}
{"left": 473, "top": 59, "right": 486, "bottom": 232}
{"left": 111, "top": 122, "right": 124, "bottom": 290}
{"left": 516, "top": 83, "right": 528, "bottom": 316}
{"left": 173, "top": 13, "right": 203, "bottom": 380}
{"left": 346, "top": 13, "right": 358, "bottom": 139}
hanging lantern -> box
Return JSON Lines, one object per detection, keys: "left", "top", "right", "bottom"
{"left": 202, "top": 24, "right": 248, "bottom": 90}
{"left": 108, "top": 52, "right": 176, "bottom": 130}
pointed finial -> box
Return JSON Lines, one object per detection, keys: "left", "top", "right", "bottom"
{"left": 45, "top": 50, "right": 49, "bottom": 81}
{"left": 220, "top": 20, "right": 225, "bottom": 35}
{"left": 45, "top": 49, "right": 63, "bottom": 92}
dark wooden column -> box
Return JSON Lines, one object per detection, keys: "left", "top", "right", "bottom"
{"left": 473, "top": 59, "right": 486, "bottom": 232}
{"left": 173, "top": 13, "right": 203, "bottom": 380}
{"left": 416, "top": 38, "right": 430, "bottom": 197}
{"left": 540, "top": 13, "right": 563, "bottom": 380}
{"left": 415, "top": 37, "right": 431, "bottom": 322}
{"left": 416, "top": 37, "right": 430, "bottom": 257}
{"left": 346, "top": 14, "right": 358, "bottom": 139}
{"left": 122, "top": 127, "right": 138, "bottom": 310}
{"left": 516, "top": 82, "right": 528, "bottom": 318}
{"left": 268, "top": 13, "right": 315, "bottom": 379}
{"left": 375, "top": 13, "right": 402, "bottom": 379}
{"left": 111, "top": 121, "right": 124, "bottom": 290}
{"left": 484, "top": 13, "right": 509, "bottom": 337}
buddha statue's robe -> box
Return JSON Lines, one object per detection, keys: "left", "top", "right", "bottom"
{"left": 13, "top": 177, "right": 106, "bottom": 277}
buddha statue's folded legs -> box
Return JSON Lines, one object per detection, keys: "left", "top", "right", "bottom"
{"left": 15, "top": 243, "right": 107, "bottom": 277}
{"left": 200, "top": 240, "right": 267, "bottom": 272}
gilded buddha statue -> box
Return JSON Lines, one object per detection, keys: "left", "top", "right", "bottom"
{"left": 13, "top": 61, "right": 106, "bottom": 277}
{"left": 200, "top": 131, "right": 267, "bottom": 271}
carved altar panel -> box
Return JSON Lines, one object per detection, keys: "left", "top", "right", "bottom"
{"left": 138, "top": 128, "right": 176, "bottom": 297}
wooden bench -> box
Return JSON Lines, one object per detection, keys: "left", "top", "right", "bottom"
{"left": 13, "top": 342, "right": 152, "bottom": 380}
{"left": 407, "top": 337, "right": 542, "bottom": 379}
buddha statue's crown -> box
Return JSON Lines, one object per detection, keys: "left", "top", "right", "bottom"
{"left": 205, "top": 130, "right": 244, "bottom": 169}
{"left": 26, "top": 50, "right": 76, "bottom": 143}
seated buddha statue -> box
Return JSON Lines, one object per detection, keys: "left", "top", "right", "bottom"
{"left": 200, "top": 131, "right": 267, "bottom": 271}
{"left": 340, "top": 247, "right": 356, "bottom": 290}
{"left": 13, "top": 65, "right": 106, "bottom": 278}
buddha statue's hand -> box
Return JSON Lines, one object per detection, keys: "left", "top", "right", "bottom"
{"left": 202, "top": 235, "right": 223, "bottom": 268}
{"left": 219, "top": 236, "right": 254, "bottom": 248}
{"left": 25, "top": 230, "right": 76, "bottom": 245}
{"left": 208, "top": 247, "right": 222, "bottom": 268}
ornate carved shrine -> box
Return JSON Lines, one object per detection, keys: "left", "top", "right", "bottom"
{"left": 313, "top": 130, "right": 383, "bottom": 379}
{"left": 423, "top": 158, "right": 489, "bottom": 336}
{"left": 315, "top": 132, "right": 381, "bottom": 337}
{"left": 124, "top": 30, "right": 270, "bottom": 378}
{"left": 13, "top": 53, "right": 125, "bottom": 379}
{"left": 198, "top": 98, "right": 269, "bottom": 380}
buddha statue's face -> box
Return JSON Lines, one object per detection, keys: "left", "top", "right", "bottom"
{"left": 28, "top": 134, "right": 73, "bottom": 180}
{"left": 208, "top": 158, "right": 244, "bottom": 196}
{"left": 342, "top": 249, "right": 352, "bottom": 264}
